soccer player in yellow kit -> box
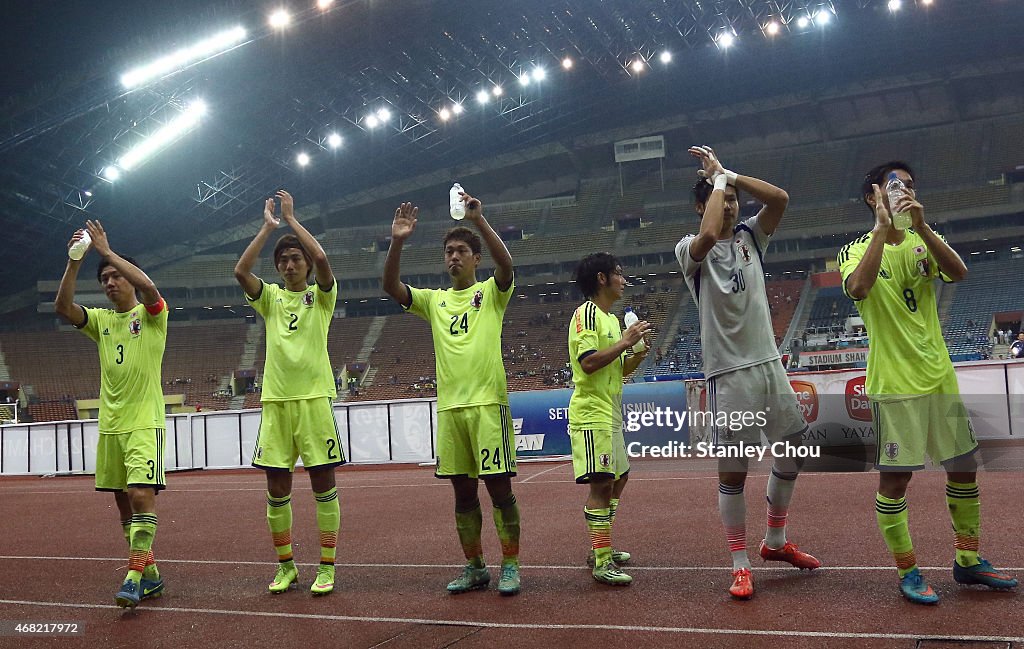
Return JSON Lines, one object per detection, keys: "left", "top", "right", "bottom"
{"left": 55, "top": 220, "right": 168, "bottom": 608}
{"left": 382, "top": 194, "right": 521, "bottom": 595}
{"left": 568, "top": 253, "right": 651, "bottom": 586}
{"left": 236, "top": 190, "right": 344, "bottom": 596}
{"left": 840, "top": 161, "right": 1017, "bottom": 603}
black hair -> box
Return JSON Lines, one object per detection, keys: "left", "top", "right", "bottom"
{"left": 692, "top": 178, "right": 739, "bottom": 209}
{"left": 273, "top": 234, "right": 313, "bottom": 280}
{"left": 861, "top": 161, "right": 915, "bottom": 212}
{"left": 575, "top": 252, "right": 621, "bottom": 299}
{"left": 97, "top": 255, "right": 141, "bottom": 283}
{"left": 442, "top": 227, "right": 482, "bottom": 255}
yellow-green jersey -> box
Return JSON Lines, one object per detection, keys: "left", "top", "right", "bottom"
{"left": 405, "top": 276, "right": 513, "bottom": 411}
{"left": 76, "top": 299, "right": 168, "bottom": 433}
{"left": 568, "top": 301, "right": 624, "bottom": 430}
{"left": 838, "top": 228, "right": 956, "bottom": 399}
{"left": 247, "top": 280, "right": 338, "bottom": 401}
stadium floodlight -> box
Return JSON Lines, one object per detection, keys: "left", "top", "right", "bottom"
{"left": 815, "top": 10, "right": 832, "bottom": 25}
{"left": 518, "top": 73, "right": 531, "bottom": 87}
{"left": 765, "top": 21, "right": 781, "bottom": 36}
{"left": 317, "top": 0, "right": 334, "bottom": 8}
{"left": 659, "top": 50, "right": 672, "bottom": 64}
{"left": 296, "top": 152, "right": 310, "bottom": 167}
{"left": 452, "top": 102, "right": 464, "bottom": 115}
{"left": 83, "top": 189, "right": 93, "bottom": 197}
{"left": 921, "top": 0, "right": 933, "bottom": 4}
{"left": 116, "top": 99, "right": 206, "bottom": 173}
{"left": 796, "top": 15, "right": 811, "bottom": 28}
{"left": 476, "top": 90, "right": 490, "bottom": 104}
{"left": 103, "top": 166, "right": 120, "bottom": 181}
{"left": 562, "top": 57, "right": 573, "bottom": 70}
{"left": 269, "top": 9, "right": 291, "bottom": 28}
{"left": 376, "top": 107, "right": 391, "bottom": 122}
{"left": 326, "top": 133, "right": 342, "bottom": 148}
{"left": 887, "top": 0, "right": 902, "bottom": 11}
{"left": 492, "top": 86, "right": 503, "bottom": 97}
{"left": 364, "top": 114, "right": 379, "bottom": 128}
{"left": 120, "top": 26, "right": 247, "bottom": 88}
{"left": 630, "top": 59, "right": 644, "bottom": 73}
{"left": 717, "top": 32, "right": 735, "bottom": 49}
{"left": 439, "top": 107, "right": 451, "bottom": 121}
{"left": 531, "top": 67, "right": 546, "bottom": 82}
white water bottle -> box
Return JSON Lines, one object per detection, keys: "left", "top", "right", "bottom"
{"left": 449, "top": 183, "right": 465, "bottom": 220}
{"left": 68, "top": 230, "right": 91, "bottom": 261}
{"left": 885, "top": 172, "right": 912, "bottom": 231}
{"left": 623, "top": 307, "right": 646, "bottom": 354}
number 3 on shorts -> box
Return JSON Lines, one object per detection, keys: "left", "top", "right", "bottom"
{"left": 480, "top": 446, "right": 501, "bottom": 471}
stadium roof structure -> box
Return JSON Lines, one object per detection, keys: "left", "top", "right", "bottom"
{"left": 1, "top": 0, "right": 1023, "bottom": 303}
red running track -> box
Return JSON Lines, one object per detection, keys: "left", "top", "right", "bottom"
{"left": 0, "top": 459, "right": 1021, "bottom": 649}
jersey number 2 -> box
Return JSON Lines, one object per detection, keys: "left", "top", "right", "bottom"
{"left": 288, "top": 313, "right": 298, "bottom": 331}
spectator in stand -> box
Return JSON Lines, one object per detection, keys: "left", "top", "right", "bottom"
{"left": 1011, "top": 332, "right": 1024, "bottom": 359}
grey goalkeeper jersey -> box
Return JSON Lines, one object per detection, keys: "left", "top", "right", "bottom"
{"left": 675, "top": 215, "right": 779, "bottom": 379}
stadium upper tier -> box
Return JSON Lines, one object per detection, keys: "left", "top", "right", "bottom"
{"left": 82, "top": 112, "right": 1021, "bottom": 308}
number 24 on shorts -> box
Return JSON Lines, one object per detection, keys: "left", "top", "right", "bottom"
{"left": 480, "top": 446, "right": 502, "bottom": 470}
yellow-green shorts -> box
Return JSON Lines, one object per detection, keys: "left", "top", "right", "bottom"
{"left": 872, "top": 378, "right": 978, "bottom": 471}
{"left": 435, "top": 404, "right": 516, "bottom": 479}
{"left": 253, "top": 398, "right": 346, "bottom": 471}
{"left": 570, "top": 425, "right": 630, "bottom": 484}
{"left": 95, "top": 429, "right": 166, "bottom": 492}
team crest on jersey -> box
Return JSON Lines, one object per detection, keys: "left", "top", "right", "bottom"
{"left": 128, "top": 318, "right": 142, "bottom": 337}
{"left": 471, "top": 290, "right": 484, "bottom": 309}
{"left": 303, "top": 290, "right": 314, "bottom": 307}
{"left": 916, "top": 259, "right": 930, "bottom": 277}
{"left": 885, "top": 442, "right": 899, "bottom": 459}
{"left": 599, "top": 453, "right": 610, "bottom": 467}
{"left": 738, "top": 242, "right": 751, "bottom": 263}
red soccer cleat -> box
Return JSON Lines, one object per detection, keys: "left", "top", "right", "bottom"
{"left": 729, "top": 567, "right": 754, "bottom": 599}
{"left": 758, "top": 540, "right": 821, "bottom": 570}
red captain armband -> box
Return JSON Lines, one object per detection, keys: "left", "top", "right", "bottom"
{"left": 145, "top": 298, "right": 166, "bottom": 316}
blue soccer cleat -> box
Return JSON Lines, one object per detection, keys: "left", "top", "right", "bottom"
{"left": 899, "top": 568, "right": 939, "bottom": 605}
{"left": 140, "top": 577, "right": 164, "bottom": 600}
{"left": 953, "top": 559, "right": 1018, "bottom": 590}
{"left": 115, "top": 578, "right": 141, "bottom": 608}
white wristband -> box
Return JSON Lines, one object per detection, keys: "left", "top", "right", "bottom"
{"left": 724, "top": 169, "right": 737, "bottom": 185}
{"left": 713, "top": 174, "right": 729, "bottom": 191}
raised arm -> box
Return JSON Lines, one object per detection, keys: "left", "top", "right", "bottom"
{"left": 278, "top": 190, "right": 335, "bottom": 290}
{"left": 736, "top": 175, "right": 789, "bottom": 236}
{"left": 894, "top": 191, "right": 968, "bottom": 283}
{"left": 55, "top": 230, "right": 88, "bottom": 326}
{"left": 844, "top": 185, "right": 891, "bottom": 300}
{"left": 463, "top": 193, "right": 513, "bottom": 291}
{"left": 382, "top": 202, "right": 418, "bottom": 309}
{"left": 687, "top": 146, "right": 727, "bottom": 263}
{"left": 86, "top": 220, "right": 161, "bottom": 306}
{"left": 234, "top": 197, "right": 278, "bottom": 298}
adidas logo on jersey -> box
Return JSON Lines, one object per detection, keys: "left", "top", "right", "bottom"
{"left": 102, "top": 328, "right": 110, "bottom": 335}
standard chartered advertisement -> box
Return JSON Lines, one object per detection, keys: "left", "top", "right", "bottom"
{"left": 509, "top": 382, "right": 687, "bottom": 458}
